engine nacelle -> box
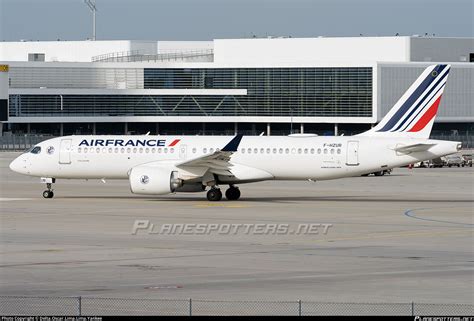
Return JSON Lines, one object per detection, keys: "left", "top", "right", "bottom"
{"left": 129, "top": 165, "right": 183, "bottom": 195}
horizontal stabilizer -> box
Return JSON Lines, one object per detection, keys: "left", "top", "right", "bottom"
{"left": 395, "top": 143, "right": 437, "bottom": 153}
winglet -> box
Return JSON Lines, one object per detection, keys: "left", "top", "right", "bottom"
{"left": 221, "top": 134, "right": 243, "bottom": 152}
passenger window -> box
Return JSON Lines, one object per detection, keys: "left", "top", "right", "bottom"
{"left": 260, "top": 148, "right": 264, "bottom": 154}
{"left": 158, "top": 148, "right": 162, "bottom": 153}
{"left": 203, "top": 148, "right": 207, "bottom": 153}
{"left": 248, "top": 148, "right": 252, "bottom": 154}
{"left": 30, "top": 146, "right": 42, "bottom": 154}
{"left": 127, "top": 148, "right": 131, "bottom": 153}
{"left": 108, "top": 148, "right": 112, "bottom": 153}
{"left": 266, "top": 148, "right": 271, "bottom": 154}
{"left": 337, "top": 149, "right": 341, "bottom": 154}
{"left": 164, "top": 148, "right": 168, "bottom": 153}
{"left": 310, "top": 148, "right": 315, "bottom": 154}
{"left": 152, "top": 148, "right": 156, "bottom": 153}
{"left": 241, "top": 148, "right": 245, "bottom": 154}
{"left": 139, "top": 148, "right": 143, "bottom": 153}
{"left": 210, "top": 148, "right": 214, "bottom": 153}
{"left": 254, "top": 148, "right": 258, "bottom": 154}
{"left": 84, "top": 148, "right": 88, "bottom": 153}
{"left": 101, "top": 148, "right": 106, "bottom": 153}
{"left": 145, "top": 148, "right": 149, "bottom": 153}
{"left": 273, "top": 148, "right": 277, "bottom": 154}
{"left": 304, "top": 148, "right": 308, "bottom": 154}
{"left": 291, "top": 148, "right": 296, "bottom": 154}
{"left": 324, "top": 149, "right": 328, "bottom": 154}
{"left": 78, "top": 148, "right": 82, "bottom": 153}
{"left": 318, "top": 148, "right": 321, "bottom": 154}
{"left": 298, "top": 148, "right": 302, "bottom": 154}
{"left": 192, "top": 148, "right": 197, "bottom": 153}
{"left": 121, "top": 148, "right": 125, "bottom": 153}
{"left": 133, "top": 148, "right": 137, "bottom": 153}
{"left": 285, "top": 148, "right": 289, "bottom": 154}
{"left": 96, "top": 148, "right": 100, "bottom": 153}
{"left": 331, "top": 149, "right": 334, "bottom": 154}
{"left": 279, "top": 148, "right": 283, "bottom": 154}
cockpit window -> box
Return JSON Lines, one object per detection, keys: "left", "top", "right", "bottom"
{"left": 24, "top": 146, "right": 35, "bottom": 153}
{"left": 30, "top": 146, "right": 42, "bottom": 154}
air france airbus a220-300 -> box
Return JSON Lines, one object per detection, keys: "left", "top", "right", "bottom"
{"left": 10, "top": 64, "right": 461, "bottom": 201}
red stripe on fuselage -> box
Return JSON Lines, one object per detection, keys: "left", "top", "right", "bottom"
{"left": 408, "top": 95, "right": 442, "bottom": 132}
{"left": 168, "top": 139, "right": 181, "bottom": 147}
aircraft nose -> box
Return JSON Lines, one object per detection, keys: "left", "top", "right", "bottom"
{"left": 9, "top": 156, "right": 27, "bottom": 174}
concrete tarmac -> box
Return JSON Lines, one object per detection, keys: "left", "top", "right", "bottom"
{"left": 0, "top": 152, "right": 473, "bottom": 304}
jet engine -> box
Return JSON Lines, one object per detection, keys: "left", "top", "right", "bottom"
{"left": 129, "top": 165, "right": 183, "bottom": 195}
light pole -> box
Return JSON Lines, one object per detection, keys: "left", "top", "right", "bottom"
{"left": 84, "top": 0, "right": 97, "bottom": 41}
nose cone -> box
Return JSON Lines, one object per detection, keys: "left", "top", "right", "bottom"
{"left": 9, "top": 156, "right": 27, "bottom": 174}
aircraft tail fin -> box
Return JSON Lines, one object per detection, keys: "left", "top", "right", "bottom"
{"left": 360, "top": 64, "right": 451, "bottom": 139}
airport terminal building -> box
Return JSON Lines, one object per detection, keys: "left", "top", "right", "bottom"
{"left": 0, "top": 36, "right": 472, "bottom": 145}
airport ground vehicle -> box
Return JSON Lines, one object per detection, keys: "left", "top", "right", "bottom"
{"left": 445, "top": 154, "right": 465, "bottom": 167}
{"left": 461, "top": 154, "right": 473, "bottom": 167}
{"left": 413, "top": 160, "right": 431, "bottom": 168}
{"left": 430, "top": 157, "right": 447, "bottom": 168}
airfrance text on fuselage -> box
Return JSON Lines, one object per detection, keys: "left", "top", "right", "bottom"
{"left": 78, "top": 139, "right": 180, "bottom": 147}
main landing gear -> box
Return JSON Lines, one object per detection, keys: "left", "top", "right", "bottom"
{"left": 225, "top": 185, "right": 241, "bottom": 201}
{"left": 206, "top": 185, "right": 241, "bottom": 201}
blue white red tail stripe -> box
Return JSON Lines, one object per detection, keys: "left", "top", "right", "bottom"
{"left": 360, "top": 64, "right": 451, "bottom": 139}
{"left": 378, "top": 65, "right": 449, "bottom": 132}
{"left": 390, "top": 67, "right": 449, "bottom": 132}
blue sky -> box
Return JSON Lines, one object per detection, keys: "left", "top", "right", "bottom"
{"left": 1, "top": 0, "right": 472, "bottom": 41}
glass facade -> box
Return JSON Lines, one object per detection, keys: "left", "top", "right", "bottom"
{"left": 9, "top": 67, "right": 373, "bottom": 118}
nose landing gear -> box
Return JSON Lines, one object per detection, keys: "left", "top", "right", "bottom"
{"left": 41, "top": 178, "right": 55, "bottom": 199}
{"left": 42, "top": 183, "right": 54, "bottom": 199}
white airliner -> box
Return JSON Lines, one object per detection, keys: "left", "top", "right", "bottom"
{"left": 10, "top": 64, "right": 460, "bottom": 201}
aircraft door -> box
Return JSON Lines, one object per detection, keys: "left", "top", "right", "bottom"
{"left": 59, "top": 139, "right": 72, "bottom": 164}
{"left": 346, "top": 141, "right": 359, "bottom": 166}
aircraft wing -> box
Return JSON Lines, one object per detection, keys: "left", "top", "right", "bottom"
{"left": 175, "top": 134, "right": 244, "bottom": 176}
{"left": 394, "top": 143, "right": 437, "bottom": 153}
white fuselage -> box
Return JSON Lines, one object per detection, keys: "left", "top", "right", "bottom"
{"left": 10, "top": 135, "right": 460, "bottom": 183}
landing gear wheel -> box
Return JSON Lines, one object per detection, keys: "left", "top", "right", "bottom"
{"left": 225, "top": 186, "right": 241, "bottom": 201}
{"left": 42, "top": 182, "right": 54, "bottom": 198}
{"left": 207, "top": 188, "right": 222, "bottom": 201}
{"left": 374, "top": 171, "right": 384, "bottom": 176}
{"left": 43, "top": 190, "right": 54, "bottom": 198}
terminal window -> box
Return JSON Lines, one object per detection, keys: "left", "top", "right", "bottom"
{"left": 28, "top": 53, "right": 45, "bottom": 62}
{"left": 0, "top": 99, "right": 7, "bottom": 121}
{"left": 9, "top": 67, "right": 373, "bottom": 118}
